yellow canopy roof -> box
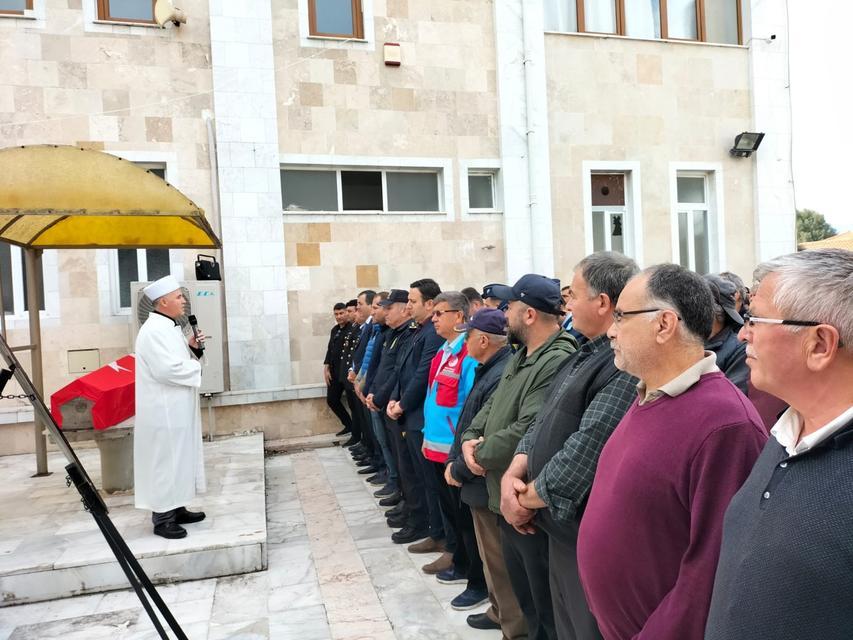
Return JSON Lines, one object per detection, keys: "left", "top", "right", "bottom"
{"left": 799, "top": 231, "right": 853, "bottom": 252}
{"left": 0, "top": 145, "right": 220, "bottom": 249}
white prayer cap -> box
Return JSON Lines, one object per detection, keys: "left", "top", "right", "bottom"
{"left": 143, "top": 275, "right": 181, "bottom": 301}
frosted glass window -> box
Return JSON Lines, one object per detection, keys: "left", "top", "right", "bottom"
{"left": 468, "top": 174, "right": 495, "bottom": 209}
{"left": 387, "top": 172, "right": 440, "bottom": 212}
{"left": 625, "top": 0, "right": 661, "bottom": 38}
{"left": 544, "top": 0, "right": 578, "bottom": 32}
{"left": 104, "top": 0, "right": 155, "bottom": 21}
{"left": 678, "top": 212, "right": 690, "bottom": 268}
{"left": 611, "top": 214, "right": 625, "bottom": 253}
{"left": 0, "top": 0, "right": 28, "bottom": 12}
{"left": 117, "top": 250, "right": 139, "bottom": 309}
{"left": 706, "top": 0, "right": 740, "bottom": 44}
{"left": 1, "top": 243, "right": 14, "bottom": 313}
{"left": 592, "top": 212, "right": 606, "bottom": 251}
{"left": 281, "top": 170, "right": 338, "bottom": 211}
{"left": 693, "top": 210, "right": 710, "bottom": 274}
{"left": 584, "top": 0, "right": 617, "bottom": 33}
{"left": 313, "top": 0, "right": 357, "bottom": 37}
{"left": 667, "top": 0, "right": 697, "bottom": 39}
{"left": 677, "top": 176, "right": 706, "bottom": 204}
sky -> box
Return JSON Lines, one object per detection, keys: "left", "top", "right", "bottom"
{"left": 788, "top": 1, "right": 852, "bottom": 233}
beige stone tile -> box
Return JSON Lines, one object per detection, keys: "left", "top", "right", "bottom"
{"left": 296, "top": 242, "right": 321, "bottom": 267}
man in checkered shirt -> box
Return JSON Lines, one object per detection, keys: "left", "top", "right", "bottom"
{"left": 500, "top": 251, "right": 639, "bottom": 640}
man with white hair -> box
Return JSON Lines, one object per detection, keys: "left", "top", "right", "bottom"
{"left": 705, "top": 248, "right": 853, "bottom": 640}
{"left": 577, "top": 264, "right": 766, "bottom": 640}
{"left": 134, "top": 275, "right": 207, "bottom": 539}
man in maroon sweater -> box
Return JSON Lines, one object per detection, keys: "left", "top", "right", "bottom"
{"left": 576, "top": 264, "right": 766, "bottom": 640}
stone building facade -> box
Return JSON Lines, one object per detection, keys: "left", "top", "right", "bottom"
{"left": 0, "top": 0, "right": 794, "bottom": 455}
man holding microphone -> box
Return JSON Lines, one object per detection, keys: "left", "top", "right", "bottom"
{"left": 134, "top": 275, "right": 207, "bottom": 539}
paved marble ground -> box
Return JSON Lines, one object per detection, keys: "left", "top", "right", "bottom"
{"left": 0, "top": 446, "right": 500, "bottom": 639}
{"left": 0, "top": 435, "right": 266, "bottom": 606}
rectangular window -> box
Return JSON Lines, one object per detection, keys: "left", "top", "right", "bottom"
{"left": 675, "top": 173, "right": 715, "bottom": 274}
{"left": 1, "top": 243, "right": 45, "bottom": 315}
{"left": 96, "top": 0, "right": 155, "bottom": 23}
{"left": 308, "top": 0, "right": 363, "bottom": 39}
{"left": 468, "top": 173, "right": 496, "bottom": 211}
{"left": 543, "top": 0, "right": 741, "bottom": 44}
{"left": 0, "top": 0, "right": 32, "bottom": 15}
{"left": 590, "top": 173, "right": 634, "bottom": 257}
{"left": 281, "top": 167, "right": 442, "bottom": 213}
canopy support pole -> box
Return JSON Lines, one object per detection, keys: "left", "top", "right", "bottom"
{"left": 25, "top": 248, "right": 49, "bottom": 476}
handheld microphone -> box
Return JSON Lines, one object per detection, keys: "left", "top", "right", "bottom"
{"left": 187, "top": 314, "right": 205, "bottom": 352}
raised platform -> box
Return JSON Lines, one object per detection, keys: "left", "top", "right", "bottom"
{"left": 0, "top": 433, "right": 266, "bottom": 607}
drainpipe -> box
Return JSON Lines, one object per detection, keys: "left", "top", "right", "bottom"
{"left": 520, "top": 0, "right": 555, "bottom": 276}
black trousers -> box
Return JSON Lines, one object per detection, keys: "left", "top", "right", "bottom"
{"left": 500, "top": 517, "right": 558, "bottom": 640}
{"left": 326, "top": 379, "right": 352, "bottom": 431}
{"left": 343, "top": 384, "right": 364, "bottom": 443}
{"left": 549, "top": 535, "right": 603, "bottom": 640}
{"left": 432, "top": 461, "right": 487, "bottom": 591}
{"left": 386, "top": 418, "right": 428, "bottom": 532}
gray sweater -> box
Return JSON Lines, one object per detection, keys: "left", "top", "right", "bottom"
{"left": 704, "top": 416, "right": 853, "bottom": 640}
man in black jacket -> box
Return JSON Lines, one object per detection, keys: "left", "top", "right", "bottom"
{"left": 324, "top": 302, "right": 352, "bottom": 436}
{"left": 703, "top": 274, "right": 749, "bottom": 395}
{"left": 445, "top": 309, "right": 524, "bottom": 638}
{"left": 338, "top": 299, "right": 365, "bottom": 447}
{"left": 386, "top": 278, "right": 446, "bottom": 545}
{"left": 501, "top": 251, "right": 638, "bottom": 640}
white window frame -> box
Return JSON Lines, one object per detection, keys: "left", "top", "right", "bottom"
{"left": 297, "top": 0, "right": 375, "bottom": 51}
{"left": 101, "top": 152, "right": 185, "bottom": 315}
{"left": 582, "top": 161, "right": 644, "bottom": 266}
{"left": 460, "top": 159, "right": 503, "bottom": 218}
{"left": 0, "top": 0, "right": 45, "bottom": 26}
{"left": 0, "top": 245, "right": 58, "bottom": 321}
{"left": 669, "top": 163, "right": 726, "bottom": 273}
{"left": 281, "top": 154, "right": 453, "bottom": 222}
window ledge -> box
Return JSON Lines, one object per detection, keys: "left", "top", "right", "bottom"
{"left": 544, "top": 30, "right": 747, "bottom": 50}
{"left": 0, "top": 11, "right": 35, "bottom": 20}
{"left": 93, "top": 19, "right": 161, "bottom": 28}
{"left": 283, "top": 211, "right": 449, "bottom": 223}
{"left": 306, "top": 34, "right": 368, "bottom": 44}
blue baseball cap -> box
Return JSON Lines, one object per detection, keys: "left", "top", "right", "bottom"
{"left": 490, "top": 274, "right": 563, "bottom": 316}
{"left": 455, "top": 308, "right": 507, "bottom": 335}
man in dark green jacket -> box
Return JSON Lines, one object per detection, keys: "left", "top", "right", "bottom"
{"left": 462, "top": 273, "right": 576, "bottom": 640}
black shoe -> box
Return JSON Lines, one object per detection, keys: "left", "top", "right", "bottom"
{"left": 384, "top": 503, "right": 405, "bottom": 517}
{"left": 466, "top": 612, "right": 501, "bottom": 631}
{"left": 358, "top": 466, "right": 379, "bottom": 475}
{"left": 386, "top": 514, "right": 408, "bottom": 528}
{"left": 342, "top": 437, "right": 360, "bottom": 447}
{"left": 392, "top": 526, "right": 428, "bottom": 544}
{"left": 153, "top": 522, "right": 187, "bottom": 539}
{"left": 335, "top": 427, "right": 351, "bottom": 437}
{"left": 355, "top": 458, "right": 374, "bottom": 467}
{"left": 350, "top": 444, "right": 367, "bottom": 455}
{"left": 351, "top": 451, "right": 370, "bottom": 462}
{"left": 366, "top": 473, "right": 385, "bottom": 485}
{"left": 378, "top": 492, "right": 401, "bottom": 507}
{"left": 175, "top": 507, "right": 206, "bottom": 524}
{"left": 374, "top": 484, "right": 398, "bottom": 498}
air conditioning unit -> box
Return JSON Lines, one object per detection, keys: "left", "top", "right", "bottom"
{"left": 130, "top": 281, "right": 225, "bottom": 394}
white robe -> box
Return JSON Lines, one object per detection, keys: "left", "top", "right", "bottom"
{"left": 133, "top": 312, "right": 206, "bottom": 512}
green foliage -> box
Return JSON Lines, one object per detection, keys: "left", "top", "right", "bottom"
{"left": 796, "top": 209, "right": 837, "bottom": 243}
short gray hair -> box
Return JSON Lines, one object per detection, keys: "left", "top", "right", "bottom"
{"left": 576, "top": 251, "right": 639, "bottom": 305}
{"left": 434, "top": 291, "right": 469, "bottom": 319}
{"left": 759, "top": 248, "right": 853, "bottom": 348}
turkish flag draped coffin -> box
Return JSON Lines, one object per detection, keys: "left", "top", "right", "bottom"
{"left": 50, "top": 355, "right": 136, "bottom": 430}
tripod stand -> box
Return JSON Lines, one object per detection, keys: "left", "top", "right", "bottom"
{"left": 0, "top": 333, "right": 187, "bottom": 640}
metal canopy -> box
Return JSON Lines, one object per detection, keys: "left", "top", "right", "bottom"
{"left": 0, "top": 145, "right": 220, "bottom": 249}
{"left": 0, "top": 145, "right": 221, "bottom": 475}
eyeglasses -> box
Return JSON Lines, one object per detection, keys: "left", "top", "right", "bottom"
{"left": 742, "top": 313, "right": 821, "bottom": 328}
{"left": 612, "top": 308, "right": 681, "bottom": 324}
{"left": 432, "top": 309, "right": 461, "bottom": 318}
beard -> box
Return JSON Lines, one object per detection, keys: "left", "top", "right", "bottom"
{"left": 507, "top": 325, "right": 527, "bottom": 347}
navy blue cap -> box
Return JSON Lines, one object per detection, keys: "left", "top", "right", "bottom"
{"left": 703, "top": 274, "right": 743, "bottom": 326}
{"left": 481, "top": 283, "right": 505, "bottom": 299}
{"left": 455, "top": 308, "right": 507, "bottom": 335}
{"left": 378, "top": 289, "right": 409, "bottom": 307}
{"left": 490, "top": 274, "right": 562, "bottom": 316}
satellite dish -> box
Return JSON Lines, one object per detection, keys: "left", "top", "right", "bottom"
{"left": 154, "top": 0, "right": 187, "bottom": 28}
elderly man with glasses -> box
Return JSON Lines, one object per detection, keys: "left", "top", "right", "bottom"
{"left": 576, "top": 264, "right": 767, "bottom": 640}
{"left": 705, "top": 248, "right": 853, "bottom": 640}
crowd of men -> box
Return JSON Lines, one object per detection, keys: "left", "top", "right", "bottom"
{"left": 323, "top": 248, "right": 853, "bottom": 640}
